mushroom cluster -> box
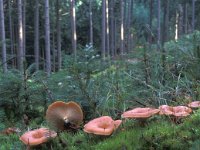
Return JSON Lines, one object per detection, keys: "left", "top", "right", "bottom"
{"left": 16, "top": 100, "right": 200, "bottom": 147}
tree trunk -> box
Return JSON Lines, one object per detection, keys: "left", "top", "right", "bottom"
{"left": 45, "top": 0, "right": 51, "bottom": 75}
{"left": 9, "top": 0, "right": 14, "bottom": 68}
{"left": 22, "top": 0, "right": 26, "bottom": 57}
{"left": 56, "top": 0, "right": 61, "bottom": 70}
{"left": 70, "top": 0, "right": 77, "bottom": 60}
{"left": 18, "top": 0, "right": 24, "bottom": 71}
{"left": 178, "top": 4, "right": 183, "bottom": 38}
{"left": 0, "top": 0, "right": 7, "bottom": 73}
{"left": 184, "top": 3, "right": 188, "bottom": 34}
{"left": 110, "top": 0, "right": 114, "bottom": 57}
{"left": 106, "top": 0, "right": 109, "bottom": 57}
{"left": 101, "top": 0, "right": 106, "bottom": 59}
{"left": 127, "top": 0, "right": 132, "bottom": 53}
{"left": 34, "top": 0, "right": 39, "bottom": 71}
{"left": 89, "top": 0, "right": 93, "bottom": 46}
{"left": 162, "top": 0, "right": 169, "bottom": 44}
{"left": 192, "top": 0, "right": 195, "bottom": 32}
{"left": 157, "top": 0, "right": 161, "bottom": 51}
{"left": 120, "top": 0, "right": 124, "bottom": 55}
{"left": 149, "top": 0, "right": 153, "bottom": 44}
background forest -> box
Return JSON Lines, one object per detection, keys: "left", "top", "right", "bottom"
{"left": 1, "top": 0, "right": 200, "bottom": 149}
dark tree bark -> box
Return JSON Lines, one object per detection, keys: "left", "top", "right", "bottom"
{"left": 9, "top": 0, "right": 14, "bottom": 67}
{"left": 45, "top": 0, "right": 51, "bottom": 75}
{"left": 70, "top": 0, "right": 77, "bottom": 60}
{"left": 127, "top": 0, "right": 133, "bottom": 53}
{"left": 149, "top": 0, "right": 153, "bottom": 44}
{"left": 110, "top": 0, "right": 114, "bottom": 57}
{"left": 101, "top": 0, "right": 106, "bottom": 59}
{"left": 22, "top": 0, "right": 26, "bottom": 57}
{"left": 18, "top": 0, "right": 24, "bottom": 71}
{"left": 178, "top": 4, "right": 183, "bottom": 38}
{"left": 157, "top": 0, "right": 161, "bottom": 51}
{"left": 184, "top": 2, "right": 188, "bottom": 34}
{"left": 0, "top": 0, "right": 7, "bottom": 73}
{"left": 34, "top": 0, "right": 39, "bottom": 71}
{"left": 56, "top": 0, "right": 61, "bottom": 70}
{"left": 162, "top": 0, "right": 169, "bottom": 44}
{"left": 192, "top": 0, "right": 195, "bottom": 32}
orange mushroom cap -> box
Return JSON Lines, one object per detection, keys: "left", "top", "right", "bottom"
{"left": 20, "top": 128, "right": 57, "bottom": 146}
{"left": 159, "top": 105, "right": 174, "bottom": 115}
{"left": 172, "top": 106, "right": 192, "bottom": 117}
{"left": 83, "top": 116, "right": 122, "bottom": 136}
{"left": 188, "top": 101, "right": 200, "bottom": 108}
{"left": 122, "top": 107, "right": 160, "bottom": 119}
{"left": 46, "top": 101, "right": 83, "bottom": 130}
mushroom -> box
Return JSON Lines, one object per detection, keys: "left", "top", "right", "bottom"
{"left": 0, "top": 127, "right": 21, "bottom": 135}
{"left": 20, "top": 128, "right": 57, "bottom": 146}
{"left": 159, "top": 105, "right": 192, "bottom": 123}
{"left": 83, "top": 116, "right": 122, "bottom": 136}
{"left": 159, "top": 105, "right": 174, "bottom": 115}
{"left": 46, "top": 101, "right": 83, "bottom": 131}
{"left": 122, "top": 107, "right": 160, "bottom": 126}
{"left": 188, "top": 101, "right": 200, "bottom": 108}
{"left": 172, "top": 106, "right": 192, "bottom": 117}
{"left": 122, "top": 107, "right": 160, "bottom": 119}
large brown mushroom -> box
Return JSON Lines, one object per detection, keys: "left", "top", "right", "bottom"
{"left": 46, "top": 101, "right": 83, "bottom": 131}
{"left": 83, "top": 116, "right": 122, "bottom": 136}
{"left": 20, "top": 128, "right": 57, "bottom": 146}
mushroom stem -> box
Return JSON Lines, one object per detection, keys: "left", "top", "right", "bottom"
{"left": 64, "top": 118, "right": 71, "bottom": 128}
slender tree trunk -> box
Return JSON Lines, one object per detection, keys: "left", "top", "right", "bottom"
{"left": 45, "top": 0, "right": 51, "bottom": 75}
{"left": 89, "top": 0, "right": 93, "bottom": 46}
{"left": 52, "top": 31, "right": 56, "bottom": 72}
{"left": 149, "top": 0, "right": 153, "bottom": 44}
{"left": 18, "top": 0, "right": 24, "bottom": 71}
{"left": 70, "top": 0, "right": 77, "bottom": 60}
{"left": 106, "top": 0, "right": 109, "bottom": 56}
{"left": 120, "top": 0, "right": 124, "bottom": 55}
{"left": 34, "top": 0, "right": 39, "bottom": 71}
{"left": 0, "top": 0, "right": 7, "bottom": 73}
{"left": 178, "top": 4, "right": 183, "bottom": 38}
{"left": 101, "top": 0, "right": 106, "bottom": 59}
{"left": 127, "top": 0, "right": 132, "bottom": 53}
{"left": 56, "top": 0, "right": 61, "bottom": 70}
{"left": 110, "top": 0, "right": 114, "bottom": 57}
{"left": 9, "top": 0, "right": 14, "bottom": 68}
{"left": 157, "top": 0, "right": 161, "bottom": 51}
{"left": 162, "top": 0, "right": 169, "bottom": 44}
{"left": 22, "top": 0, "right": 26, "bottom": 57}
{"left": 184, "top": 3, "right": 188, "bottom": 34}
{"left": 192, "top": 0, "right": 195, "bottom": 32}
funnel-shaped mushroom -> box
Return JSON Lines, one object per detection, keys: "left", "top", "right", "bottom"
{"left": 188, "top": 101, "right": 200, "bottom": 108}
{"left": 46, "top": 101, "right": 83, "bottom": 130}
{"left": 83, "top": 116, "right": 122, "bottom": 136}
{"left": 172, "top": 106, "right": 192, "bottom": 117}
{"left": 159, "top": 105, "right": 174, "bottom": 115}
{"left": 122, "top": 107, "right": 160, "bottom": 119}
{"left": 20, "top": 128, "right": 57, "bottom": 146}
